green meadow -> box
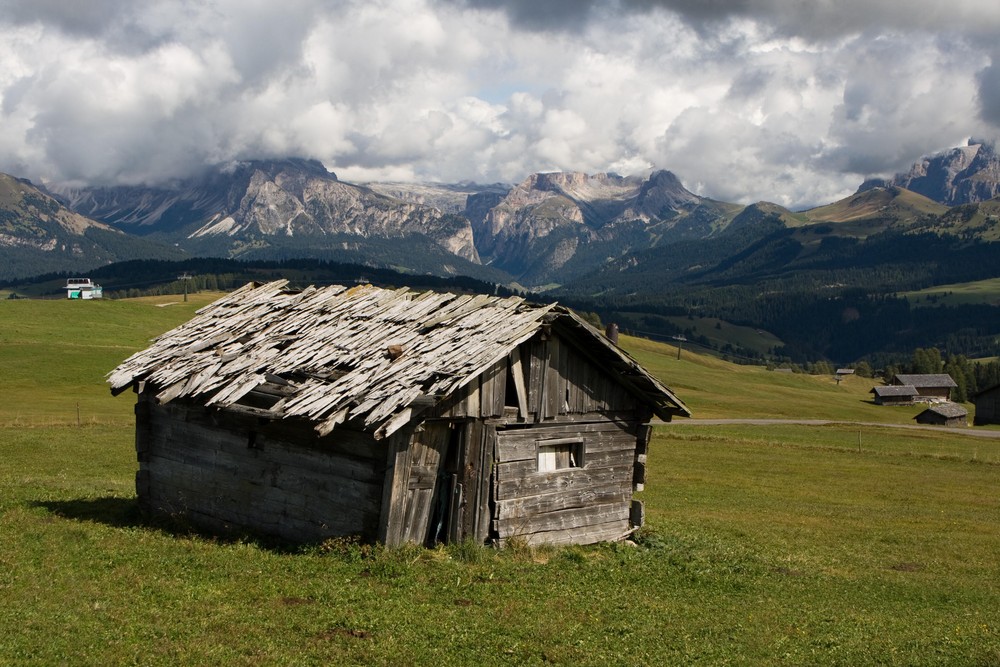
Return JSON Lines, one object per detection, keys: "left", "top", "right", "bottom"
{"left": 901, "top": 277, "right": 1000, "bottom": 308}
{"left": 2, "top": 292, "right": 999, "bottom": 665}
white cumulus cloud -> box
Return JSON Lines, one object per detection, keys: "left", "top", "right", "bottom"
{"left": 0, "top": 0, "right": 997, "bottom": 208}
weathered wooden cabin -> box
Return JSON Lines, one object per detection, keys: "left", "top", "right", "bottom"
{"left": 913, "top": 403, "right": 968, "bottom": 427}
{"left": 870, "top": 385, "right": 918, "bottom": 406}
{"left": 890, "top": 374, "right": 957, "bottom": 401}
{"left": 972, "top": 384, "right": 1000, "bottom": 425}
{"left": 108, "top": 281, "right": 690, "bottom": 547}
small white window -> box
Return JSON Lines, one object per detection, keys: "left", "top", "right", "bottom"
{"left": 537, "top": 438, "right": 584, "bottom": 472}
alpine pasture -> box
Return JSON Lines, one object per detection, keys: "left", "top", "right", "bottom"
{"left": 1, "top": 293, "right": 998, "bottom": 665}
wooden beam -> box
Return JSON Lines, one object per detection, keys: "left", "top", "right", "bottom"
{"left": 509, "top": 347, "right": 529, "bottom": 420}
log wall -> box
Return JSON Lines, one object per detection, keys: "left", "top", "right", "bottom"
{"left": 136, "top": 392, "right": 383, "bottom": 543}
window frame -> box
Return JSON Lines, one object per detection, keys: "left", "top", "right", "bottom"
{"left": 536, "top": 437, "right": 585, "bottom": 473}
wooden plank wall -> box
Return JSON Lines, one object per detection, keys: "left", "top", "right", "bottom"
{"left": 526, "top": 336, "right": 638, "bottom": 421}
{"left": 139, "top": 396, "right": 383, "bottom": 542}
{"left": 974, "top": 390, "right": 1000, "bottom": 425}
{"left": 133, "top": 324, "right": 654, "bottom": 548}
{"left": 435, "top": 359, "right": 506, "bottom": 420}
{"left": 493, "top": 421, "right": 638, "bottom": 546}
{"left": 433, "top": 333, "right": 640, "bottom": 424}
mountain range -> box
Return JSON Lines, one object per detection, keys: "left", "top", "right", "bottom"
{"left": 5, "top": 140, "right": 1000, "bottom": 363}
{"left": 0, "top": 173, "right": 185, "bottom": 280}
{"left": 2, "top": 140, "right": 997, "bottom": 287}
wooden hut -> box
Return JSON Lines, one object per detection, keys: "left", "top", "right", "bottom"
{"left": 870, "top": 385, "right": 917, "bottom": 406}
{"left": 913, "top": 403, "right": 968, "bottom": 427}
{"left": 108, "top": 281, "right": 690, "bottom": 547}
{"left": 890, "top": 374, "right": 957, "bottom": 401}
{"left": 972, "top": 384, "right": 1000, "bottom": 425}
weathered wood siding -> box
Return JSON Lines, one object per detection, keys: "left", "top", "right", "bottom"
{"left": 874, "top": 395, "right": 913, "bottom": 406}
{"left": 975, "top": 387, "right": 1000, "bottom": 425}
{"left": 428, "top": 331, "right": 650, "bottom": 546}
{"left": 525, "top": 334, "right": 638, "bottom": 421}
{"left": 915, "top": 387, "right": 952, "bottom": 400}
{"left": 435, "top": 332, "right": 640, "bottom": 423}
{"left": 133, "top": 323, "right": 656, "bottom": 548}
{"left": 136, "top": 392, "right": 383, "bottom": 542}
{"left": 493, "top": 421, "right": 639, "bottom": 546}
{"left": 378, "top": 422, "right": 454, "bottom": 547}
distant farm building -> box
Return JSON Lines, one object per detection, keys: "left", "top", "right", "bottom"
{"left": 913, "top": 403, "right": 968, "bottom": 427}
{"left": 108, "top": 281, "right": 690, "bottom": 548}
{"left": 65, "top": 278, "right": 103, "bottom": 299}
{"left": 870, "top": 385, "right": 918, "bottom": 406}
{"left": 972, "top": 384, "right": 1000, "bottom": 425}
{"left": 835, "top": 368, "right": 855, "bottom": 376}
{"left": 890, "top": 374, "right": 957, "bottom": 401}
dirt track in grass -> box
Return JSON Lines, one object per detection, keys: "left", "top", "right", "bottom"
{"left": 660, "top": 418, "right": 1000, "bottom": 438}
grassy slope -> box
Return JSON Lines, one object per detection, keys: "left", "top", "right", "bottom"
{"left": 0, "top": 294, "right": 221, "bottom": 426}
{"left": 800, "top": 187, "right": 948, "bottom": 227}
{"left": 621, "top": 334, "right": 939, "bottom": 423}
{"left": 655, "top": 316, "right": 785, "bottom": 358}
{"left": 2, "top": 295, "right": 999, "bottom": 664}
{"left": 900, "top": 276, "right": 1000, "bottom": 307}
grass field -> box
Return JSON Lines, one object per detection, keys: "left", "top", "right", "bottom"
{"left": 2, "top": 291, "right": 999, "bottom": 665}
{"left": 0, "top": 294, "right": 220, "bottom": 426}
{"left": 622, "top": 334, "right": 950, "bottom": 424}
{"left": 654, "top": 316, "right": 785, "bottom": 359}
{"left": 900, "top": 277, "right": 1000, "bottom": 308}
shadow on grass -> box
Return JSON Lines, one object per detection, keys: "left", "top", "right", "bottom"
{"left": 36, "top": 496, "right": 143, "bottom": 529}
{"left": 32, "top": 496, "right": 323, "bottom": 554}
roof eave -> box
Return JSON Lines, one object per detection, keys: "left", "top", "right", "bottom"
{"left": 549, "top": 308, "right": 692, "bottom": 419}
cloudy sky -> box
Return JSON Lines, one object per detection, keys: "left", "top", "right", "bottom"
{"left": 1, "top": 0, "right": 999, "bottom": 208}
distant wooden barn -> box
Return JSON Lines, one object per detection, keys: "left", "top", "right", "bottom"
{"left": 913, "top": 403, "right": 968, "bottom": 427}
{"left": 870, "top": 385, "right": 918, "bottom": 406}
{"left": 890, "top": 374, "right": 957, "bottom": 401}
{"left": 108, "top": 281, "right": 690, "bottom": 547}
{"left": 972, "top": 384, "right": 1000, "bottom": 425}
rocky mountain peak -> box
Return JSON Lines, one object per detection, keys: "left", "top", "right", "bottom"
{"left": 0, "top": 173, "right": 115, "bottom": 236}
{"left": 222, "top": 157, "right": 334, "bottom": 181}
{"left": 0, "top": 172, "right": 186, "bottom": 280}
{"left": 634, "top": 169, "right": 701, "bottom": 217}
{"left": 858, "top": 140, "right": 1000, "bottom": 206}
{"left": 52, "top": 159, "right": 479, "bottom": 264}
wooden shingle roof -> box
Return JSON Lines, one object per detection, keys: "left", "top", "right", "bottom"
{"left": 871, "top": 385, "right": 917, "bottom": 397}
{"left": 915, "top": 403, "right": 968, "bottom": 419}
{"left": 109, "top": 281, "right": 690, "bottom": 439}
{"left": 892, "top": 374, "right": 958, "bottom": 388}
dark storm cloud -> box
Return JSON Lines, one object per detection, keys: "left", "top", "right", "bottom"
{"left": 977, "top": 53, "right": 1000, "bottom": 127}
{"left": 1, "top": 0, "right": 134, "bottom": 37}
{"left": 442, "top": 0, "right": 602, "bottom": 30}
{"left": 455, "top": 0, "right": 1000, "bottom": 41}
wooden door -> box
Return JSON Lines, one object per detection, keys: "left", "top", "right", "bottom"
{"left": 398, "top": 422, "right": 451, "bottom": 545}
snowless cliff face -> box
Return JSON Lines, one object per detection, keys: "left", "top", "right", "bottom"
{"left": 53, "top": 159, "right": 482, "bottom": 264}
{"left": 472, "top": 169, "right": 715, "bottom": 283}
{"left": 859, "top": 142, "right": 1000, "bottom": 206}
